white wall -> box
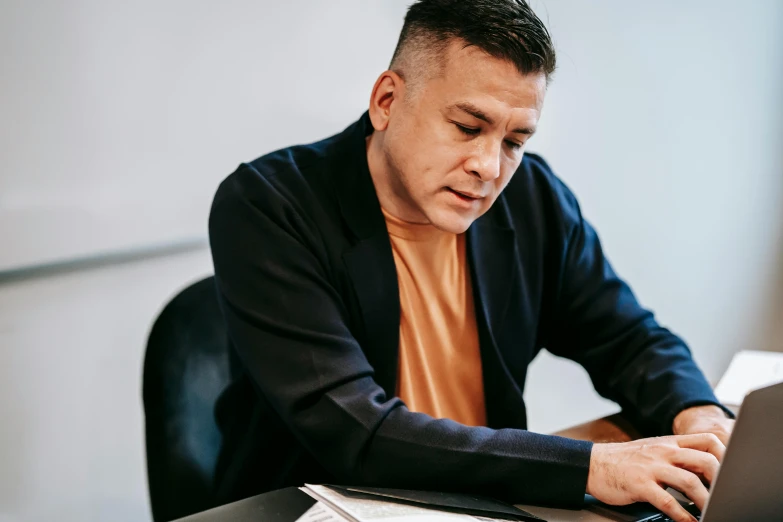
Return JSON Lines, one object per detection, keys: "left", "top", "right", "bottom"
{"left": 0, "top": 1, "right": 781, "bottom": 521}
{"left": 0, "top": 0, "right": 409, "bottom": 271}
{"left": 526, "top": 0, "right": 783, "bottom": 410}
{"left": 0, "top": 248, "right": 213, "bottom": 522}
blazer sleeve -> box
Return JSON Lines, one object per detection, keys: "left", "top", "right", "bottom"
{"left": 534, "top": 156, "right": 734, "bottom": 436}
{"left": 209, "top": 162, "right": 593, "bottom": 507}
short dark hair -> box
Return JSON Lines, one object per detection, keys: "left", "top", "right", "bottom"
{"left": 390, "top": 0, "right": 556, "bottom": 83}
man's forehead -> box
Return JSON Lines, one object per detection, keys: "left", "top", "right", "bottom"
{"left": 437, "top": 42, "right": 547, "bottom": 112}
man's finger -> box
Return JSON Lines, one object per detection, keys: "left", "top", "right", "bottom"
{"left": 671, "top": 448, "right": 721, "bottom": 485}
{"left": 657, "top": 466, "right": 710, "bottom": 512}
{"left": 646, "top": 485, "right": 697, "bottom": 522}
{"left": 676, "top": 433, "right": 726, "bottom": 462}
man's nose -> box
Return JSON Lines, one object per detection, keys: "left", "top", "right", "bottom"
{"left": 465, "top": 139, "right": 501, "bottom": 182}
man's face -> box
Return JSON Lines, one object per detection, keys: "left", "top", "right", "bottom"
{"left": 381, "top": 40, "right": 547, "bottom": 233}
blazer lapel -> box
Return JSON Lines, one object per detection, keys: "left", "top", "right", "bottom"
{"left": 467, "top": 210, "right": 516, "bottom": 344}
{"left": 342, "top": 235, "right": 400, "bottom": 398}
{"left": 467, "top": 198, "right": 528, "bottom": 429}
{"left": 335, "top": 112, "right": 400, "bottom": 398}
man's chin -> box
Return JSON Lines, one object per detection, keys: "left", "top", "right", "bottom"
{"left": 426, "top": 209, "right": 477, "bottom": 234}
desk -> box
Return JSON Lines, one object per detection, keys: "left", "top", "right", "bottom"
{"left": 176, "top": 486, "right": 683, "bottom": 522}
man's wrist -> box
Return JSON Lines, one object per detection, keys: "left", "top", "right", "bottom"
{"left": 672, "top": 404, "right": 728, "bottom": 434}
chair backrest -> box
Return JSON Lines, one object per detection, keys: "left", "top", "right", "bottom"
{"left": 142, "top": 276, "right": 232, "bottom": 521}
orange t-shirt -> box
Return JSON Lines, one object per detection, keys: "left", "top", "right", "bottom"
{"left": 382, "top": 208, "right": 486, "bottom": 427}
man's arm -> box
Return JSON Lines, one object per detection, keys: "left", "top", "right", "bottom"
{"left": 208, "top": 163, "right": 592, "bottom": 506}
{"left": 539, "top": 163, "right": 733, "bottom": 435}
{"left": 529, "top": 155, "right": 734, "bottom": 522}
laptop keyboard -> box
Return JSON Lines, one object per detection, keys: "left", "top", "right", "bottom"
{"left": 644, "top": 501, "right": 701, "bottom": 521}
{"left": 644, "top": 513, "right": 701, "bottom": 522}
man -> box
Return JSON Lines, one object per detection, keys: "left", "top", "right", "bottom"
{"left": 208, "top": 2, "right": 734, "bottom": 521}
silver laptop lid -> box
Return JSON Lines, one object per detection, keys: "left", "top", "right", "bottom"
{"left": 702, "top": 381, "right": 783, "bottom": 521}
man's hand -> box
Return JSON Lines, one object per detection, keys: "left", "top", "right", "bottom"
{"left": 586, "top": 434, "right": 725, "bottom": 522}
{"left": 672, "top": 405, "right": 734, "bottom": 445}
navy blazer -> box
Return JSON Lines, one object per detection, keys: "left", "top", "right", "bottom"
{"left": 208, "top": 112, "right": 727, "bottom": 508}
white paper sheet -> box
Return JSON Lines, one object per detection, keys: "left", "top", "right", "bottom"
{"left": 301, "top": 485, "right": 502, "bottom": 522}
{"left": 714, "top": 350, "right": 783, "bottom": 406}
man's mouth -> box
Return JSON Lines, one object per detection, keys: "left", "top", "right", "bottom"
{"left": 446, "top": 187, "right": 483, "bottom": 202}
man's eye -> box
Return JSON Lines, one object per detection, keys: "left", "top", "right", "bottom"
{"left": 455, "top": 123, "right": 480, "bottom": 136}
{"left": 505, "top": 140, "right": 522, "bottom": 150}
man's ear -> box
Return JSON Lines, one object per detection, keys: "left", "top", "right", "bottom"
{"left": 368, "top": 70, "right": 404, "bottom": 132}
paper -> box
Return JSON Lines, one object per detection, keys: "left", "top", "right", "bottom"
{"left": 714, "top": 350, "right": 783, "bottom": 406}
{"left": 302, "top": 484, "right": 505, "bottom": 522}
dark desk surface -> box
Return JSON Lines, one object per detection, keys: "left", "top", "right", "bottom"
{"left": 175, "top": 487, "right": 317, "bottom": 522}
{"left": 174, "top": 486, "right": 665, "bottom": 522}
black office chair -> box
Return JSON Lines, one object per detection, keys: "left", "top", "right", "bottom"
{"left": 142, "top": 276, "right": 233, "bottom": 521}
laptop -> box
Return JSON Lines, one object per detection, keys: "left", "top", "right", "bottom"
{"left": 594, "top": 381, "right": 783, "bottom": 521}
